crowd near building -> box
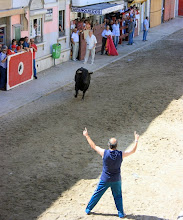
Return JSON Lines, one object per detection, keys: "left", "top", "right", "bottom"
{"left": 0, "top": 0, "right": 182, "bottom": 84}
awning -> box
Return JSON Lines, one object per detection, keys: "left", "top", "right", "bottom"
{"left": 0, "top": 7, "right": 25, "bottom": 18}
{"left": 71, "top": 3, "right": 123, "bottom": 15}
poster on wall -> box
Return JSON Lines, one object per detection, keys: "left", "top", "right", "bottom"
{"left": 45, "top": 8, "right": 53, "bottom": 21}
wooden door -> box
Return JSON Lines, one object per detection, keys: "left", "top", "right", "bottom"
{"left": 150, "top": 0, "right": 162, "bottom": 27}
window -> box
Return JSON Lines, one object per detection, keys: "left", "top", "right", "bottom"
{"left": 59, "top": 10, "right": 65, "bottom": 37}
{"left": 0, "top": 26, "right": 6, "bottom": 45}
{"left": 30, "top": 17, "right": 43, "bottom": 43}
{"left": 14, "top": 25, "right": 21, "bottom": 41}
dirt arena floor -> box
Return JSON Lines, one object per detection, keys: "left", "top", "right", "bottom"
{"left": 0, "top": 29, "right": 183, "bottom": 220}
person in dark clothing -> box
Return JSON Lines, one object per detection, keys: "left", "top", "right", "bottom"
{"left": 0, "top": 45, "right": 8, "bottom": 91}
{"left": 109, "top": 19, "right": 114, "bottom": 32}
{"left": 127, "top": 17, "right": 134, "bottom": 45}
{"left": 83, "top": 128, "right": 140, "bottom": 218}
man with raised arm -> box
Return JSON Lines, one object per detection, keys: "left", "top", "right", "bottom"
{"left": 83, "top": 128, "right": 139, "bottom": 218}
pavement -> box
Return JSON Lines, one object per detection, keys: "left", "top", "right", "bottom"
{"left": 0, "top": 17, "right": 183, "bottom": 118}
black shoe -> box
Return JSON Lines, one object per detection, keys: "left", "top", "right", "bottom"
{"left": 34, "top": 76, "right": 38, "bottom": 79}
{"left": 0, "top": 88, "right": 6, "bottom": 91}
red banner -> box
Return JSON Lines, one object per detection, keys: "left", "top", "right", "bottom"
{"left": 7, "top": 51, "right": 33, "bottom": 90}
{"left": 106, "top": 36, "right": 118, "bottom": 56}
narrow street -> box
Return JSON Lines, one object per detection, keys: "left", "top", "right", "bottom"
{"left": 0, "top": 29, "right": 183, "bottom": 220}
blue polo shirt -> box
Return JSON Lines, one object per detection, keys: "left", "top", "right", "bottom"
{"left": 0, "top": 52, "right": 7, "bottom": 69}
{"left": 23, "top": 41, "right": 29, "bottom": 48}
{"left": 101, "top": 149, "right": 122, "bottom": 182}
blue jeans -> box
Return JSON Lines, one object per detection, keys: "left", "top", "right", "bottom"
{"left": 143, "top": 30, "right": 148, "bottom": 41}
{"left": 85, "top": 180, "right": 125, "bottom": 218}
{"left": 113, "top": 36, "right": 119, "bottom": 49}
{"left": 128, "top": 32, "right": 133, "bottom": 45}
{"left": 33, "top": 59, "right": 37, "bottom": 77}
{"left": 0, "top": 66, "right": 7, "bottom": 89}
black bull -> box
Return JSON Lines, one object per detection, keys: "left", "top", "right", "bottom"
{"left": 75, "top": 67, "right": 93, "bottom": 100}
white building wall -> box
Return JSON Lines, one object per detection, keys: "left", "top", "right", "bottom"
{"left": 13, "top": 0, "right": 29, "bottom": 8}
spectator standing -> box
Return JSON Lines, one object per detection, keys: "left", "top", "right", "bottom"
{"left": 0, "top": 44, "right": 2, "bottom": 52}
{"left": 70, "top": 20, "right": 76, "bottom": 31}
{"left": 103, "top": 18, "right": 107, "bottom": 27}
{"left": 127, "top": 17, "right": 134, "bottom": 45}
{"left": 71, "top": 28, "right": 80, "bottom": 61}
{"left": 103, "top": 18, "right": 110, "bottom": 28}
{"left": 7, "top": 45, "right": 17, "bottom": 55}
{"left": 23, "top": 36, "right": 29, "bottom": 51}
{"left": 0, "top": 45, "right": 8, "bottom": 91}
{"left": 32, "top": 23, "right": 37, "bottom": 38}
{"left": 59, "top": 24, "right": 64, "bottom": 36}
{"left": 109, "top": 20, "right": 114, "bottom": 32}
{"left": 84, "top": 20, "right": 91, "bottom": 30}
{"left": 143, "top": 16, "right": 149, "bottom": 41}
{"left": 83, "top": 30, "right": 97, "bottom": 65}
{"left": 101, "top": 25, "right": 113, "bottom": 55}
{"left": 17, "top": 38, "right": 25, "bottom": 52}
{"left": 83, "top": 128, "right": 140, "bottom": 218}
{"left": 132, "top": 14, "right": 136, "bottom": 39}
{"left": 112, "top": 20, "right": 120, "bottom": 49}
{"left": 95, "top": 20, "right": 99, "bottom": 26}
{"left": 9, "top": 39, "right": 17, "bottom": 52}
{"left": 29, "top": 38, "right": 38, "bottom": 79}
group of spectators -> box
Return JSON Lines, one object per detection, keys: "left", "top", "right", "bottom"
{"left": 70, "top": 5, "right": 149, "bottom": 64}
{"left": 0, "top": 6, "right": 149, "bottom": 91}
{"left": 0, "top": 37, "right": 38, "bottom": 91}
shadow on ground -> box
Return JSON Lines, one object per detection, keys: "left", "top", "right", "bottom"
{"left": 90, "top": 212, "right": 168, "bottom": 220}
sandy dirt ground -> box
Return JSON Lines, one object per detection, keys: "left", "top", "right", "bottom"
{"left": 0, "top": 30, "right": 183, "bottom": 220}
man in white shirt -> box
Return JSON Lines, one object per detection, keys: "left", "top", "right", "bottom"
{"left": 112, "top": 20, "right": 120, "bottom": 49}
{"left": 84, "top": 30, "right": 97, "bottom": 64}
{"left": 71, "top": 28, "right": 80, "bottom": 61}
{"left": 101, "top": 25, "right": 113, "bottom": 55}
{"left": 32, "top": 23, "right": 37, "bottom": 38}
{"left": 143, "top": 16, "right": 149, "bottom": 41}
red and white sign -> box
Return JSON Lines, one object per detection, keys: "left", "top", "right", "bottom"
{"left": 7, "top": 50, "right": 33, "bottom": 90}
